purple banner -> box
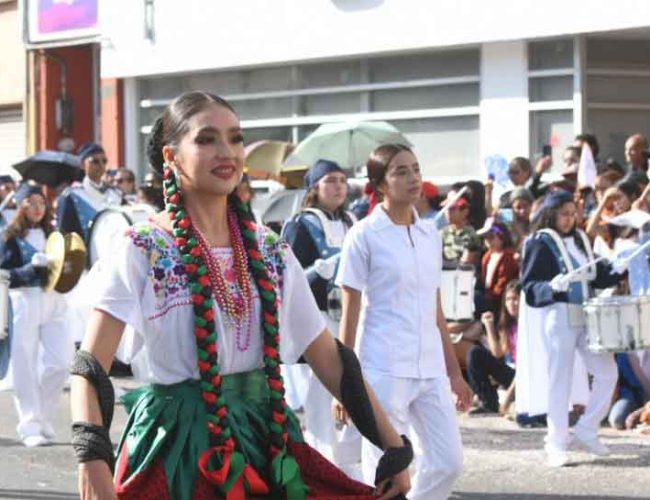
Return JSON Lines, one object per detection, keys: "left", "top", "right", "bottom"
{"left": 37, "top": 0, "right": 98, "bottom": 34}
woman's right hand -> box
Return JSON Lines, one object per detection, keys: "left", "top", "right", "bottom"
{"left": 480, "top": 311, "right": 494, "bottom": 330}
{"left": 376, "top": 469, "right": 411, "bottom": 500}
{"left": 78, "top": 461, "right": 116, "bottom": 500}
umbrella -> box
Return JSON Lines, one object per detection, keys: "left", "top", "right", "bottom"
{"left": 13, "top": 150, "right": 81, "bottom": 187}
{"left": 245, "top": 141, "right": 294, "bottom": 176}
{"left": 290, "top": 121, "right": 412, "bottom": 168}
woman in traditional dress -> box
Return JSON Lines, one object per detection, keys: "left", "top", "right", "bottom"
{"left": 70, "top": 91, "right": 411, "bottom": 499}
{"left": 1, "top": 182, "right": 71, "bottom": 446}
{"left": 520, "top": 190, "right": 626, "bottom": 467}
{"left": 336, "top": 144, "right": 472, "bottom": 500}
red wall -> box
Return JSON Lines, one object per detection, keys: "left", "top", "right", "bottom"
{"left": 100, "top": 78, "right": 124, "bottom": 168}
{"left": 36, "top": 44, "right": 95, "bottom": 153}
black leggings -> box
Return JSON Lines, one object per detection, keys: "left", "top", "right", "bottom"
{"left": 466, "top": 344, "right": 515, "bottom": 411}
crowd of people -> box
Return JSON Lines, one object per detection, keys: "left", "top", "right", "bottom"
{"left": 1, "top": 89, "right": 650, "bottom": 498}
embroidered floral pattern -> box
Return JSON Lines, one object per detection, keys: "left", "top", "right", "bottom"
{"left": 126, "top": 222, "right": 288, "bottom": 318}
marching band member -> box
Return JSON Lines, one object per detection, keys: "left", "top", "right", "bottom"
{"left": 0, "top": 182, "right": 71, "bottom": 446}
{"left": 337, "top": 143, "right": 471, "bottom": 499}
{"left": 56, "top": 142, "right": 122, "bottom": 242}
{"left": 70, "top": 92, "right": 411, "bottom": 499}
{"left": 282, "top": 158, "right": 360, "bottom": 478}
{"left": 519, "top": 190, "right": 626, "bottom": 467}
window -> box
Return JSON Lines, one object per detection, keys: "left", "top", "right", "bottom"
{"left": 529, "top": 110, "right": 574, "bottom": 166}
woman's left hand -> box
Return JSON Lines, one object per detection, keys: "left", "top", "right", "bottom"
{"left": 450, "top": 374, "right": 473, "bottom": 412}
{"left": 376, "top": 469, "right": 411, "bottom": 500}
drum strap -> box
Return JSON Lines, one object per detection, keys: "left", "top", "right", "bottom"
{"left": 70, "top": 350, "right": 115, "bottom": 471}
{"left": 302, "top": 208, "right": 355, "bottom": 248}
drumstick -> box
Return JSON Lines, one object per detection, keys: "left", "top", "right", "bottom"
{"left": 434, "top": 186, "right": 469, "bottom": 223}
{"left": 562, "top": 256, "right": 605, "bottom": 280}
{"left": 0, "top": 190, "right": 15, "bottom": 213}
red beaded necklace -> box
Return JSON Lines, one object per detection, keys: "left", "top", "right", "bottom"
{"left": 191, "top": 208, "right": 254, "bottom": 352}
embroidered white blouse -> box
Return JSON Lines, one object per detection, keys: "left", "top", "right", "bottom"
{"left": 92, "top": 221, "right": 325, "bottom": 384}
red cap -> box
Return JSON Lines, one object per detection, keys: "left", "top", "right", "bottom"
{"left": 421, "top": 181, "right": 439, "bottom": 199}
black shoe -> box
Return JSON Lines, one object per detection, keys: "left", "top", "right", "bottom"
{"left": 469, "top": 404, "right": 498, "bottom": 415}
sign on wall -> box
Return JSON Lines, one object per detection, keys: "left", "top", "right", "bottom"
{"left": 26, "top": 0, "right": 99, "bottom": 44}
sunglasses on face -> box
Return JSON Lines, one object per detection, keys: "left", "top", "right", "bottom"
{"left": 115, "top": 178, "right": 134, "bottom": 184}
{"left": 508, "top": 169, "right": 522, "bottom": 176}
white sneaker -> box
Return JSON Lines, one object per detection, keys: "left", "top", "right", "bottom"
{"left": 573, "top": 430, "right": 610, "bottom": 456}
{"left": 545, "top": 444, "right": 569, "bottom": 467}
{"left": 22, "top": 435, "right": 49, "bottom": 447}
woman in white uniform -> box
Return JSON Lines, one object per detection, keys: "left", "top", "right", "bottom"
{"left": 70, "top": 91, "right": 412, "bottom": 499}
{"left": 520, "top": 190, "right": 626, "bottom": 467}
{"left": 336, "top": 143, "right": 472, "bottom": 500}
{"left": 1, "top": 182, "right": 71, "bottom": 446}
{"left": 282, "top": 159, "right": 360, "bottom": 477}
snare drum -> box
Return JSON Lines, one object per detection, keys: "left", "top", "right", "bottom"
{"left": 440, "top": 264, "right": 476, "bottom": 322}
{"left": 0, "top": 270, "right": 11, "bottom": 379}
{"left": 584, "top": 296, "right": 650, "bottom": 352}
{"left": 87, "top": 205, "right": 155, "bottom": 267}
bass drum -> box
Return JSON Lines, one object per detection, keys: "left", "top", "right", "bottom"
{"left": 87, "top": 205, "right": 155, "bottom": 267}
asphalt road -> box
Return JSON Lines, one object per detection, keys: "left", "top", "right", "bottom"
{"left": 0, "top": 379, "right": 649, "bottom": 500}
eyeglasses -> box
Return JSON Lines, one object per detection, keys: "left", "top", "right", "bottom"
{"left": 508, "top": 169, "right": 522, "bottom": 176}
{"left": 115, "top": 178, "right": 134, "bottom": 184}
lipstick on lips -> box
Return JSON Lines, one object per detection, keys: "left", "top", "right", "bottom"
{"left": 211, "top": 163, "right": 236, "bottom": 180}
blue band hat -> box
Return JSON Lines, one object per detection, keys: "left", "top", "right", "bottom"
{"left": 77, "top": 142, "right": 105, "bottom": 162}
{"left": 14, "top": 182, "right": 44, "bottom": 204}
{"left": 531, "top": 189, "right": 573, "bottom": 224}
{"left": 0, "top": 175, "right": 14, "bottom": 185}
{"left": 304, "top": 159, "right": 345, "bottom": 189}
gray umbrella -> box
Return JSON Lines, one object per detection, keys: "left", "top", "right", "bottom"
{"left": 13, "top": 150, "right": 82, "bottom": 187}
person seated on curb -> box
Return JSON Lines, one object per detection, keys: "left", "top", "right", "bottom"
{"left": 466, "top": 280, "right": 520, "bottom": 415}
{"left": 608, "top": 350, "right": 650, "bottom": 430}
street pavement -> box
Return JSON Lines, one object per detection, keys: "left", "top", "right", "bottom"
{"left": 0, "top": 378, "right": 649, "bottom": 500}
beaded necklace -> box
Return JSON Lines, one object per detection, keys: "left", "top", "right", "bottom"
{"left": 191, "top": 210, "right": 254, "bottom": 352}
{"left": 162, "top": 164, "right": 294, "bottom": 496}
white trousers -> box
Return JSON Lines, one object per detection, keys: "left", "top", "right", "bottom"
{"left": 363, "top": 370, "right": 463, "bottom": 500}
{"left": 544, "top": 305, "right": 618, "bottom": 450}
{"left": 10, "top": 288, "right": 72, "bottom": 438}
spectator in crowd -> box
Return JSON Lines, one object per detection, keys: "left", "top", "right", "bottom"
{"left": 499, "top": 156, "right": 552, "bottom": 208}
{"left": 143, "top": 171, "right": 164, "bottom": 190}
{"left": 441, "top": 192, "right": 482, "bottom": 266}
{"left": 349, "top": 181, "right": 373, "bottom": 220}
{"left": 574, "top": 133, "right": 600, "bottom": 163}
{"left": 504, "top": 187, "right": 533, "bottom": 255}
{"left": 624, "top": 133, "right": 649, "bottom": 172}
{"left": 136, "top": 184, "right": 164, "bottom": 211}
{"left": 0, "top": 182, "right": 71, "bottom": 447}
{"left": 478, "top": 219, "right": 519, "bottom": 314}
{"left": 467, "top": 280, "right": 521, "bottom": 415}
{"left": 114, "top": 168, "right": 137, "bottom": 202}
{"left": 0, "top": 174, "right": 17, "bottom": 227}
{"left": 520, "top": 190, "right": 626, "bottom": 467}
{"left": 414, "top": 180, "right": 440, "bottom": 220}
{"left": 608, "top": 351, "right": 650, "bottom": 430}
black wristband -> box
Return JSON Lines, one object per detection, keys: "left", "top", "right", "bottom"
{"left": 71, "top": 421, "right": 115, "bottom": 473}
{"left": 374, "top": 434, "right": 414, "bottom": 487}
{"left": 70, "top": 350, "right": 115, "bottom": 429}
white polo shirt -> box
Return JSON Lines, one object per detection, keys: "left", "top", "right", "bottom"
{"left": 336, "top": 206, "right": 446, "bottom": 379}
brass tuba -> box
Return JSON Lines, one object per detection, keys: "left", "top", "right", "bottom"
{"left": 44, "top": 231, "right": 87, "bottom": 293}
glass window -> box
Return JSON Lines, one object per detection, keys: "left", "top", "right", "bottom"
{"left": 390, "top": 116, "right": 480, "bottom": 179}
{"left": 242, "top": 127, "right": 293, "bottom": 145}
{"left": 299, "top": 60, "right": 363, "bottom": 88}
{"left": 588, "top": 75, "right": 650, "bottom": 105}
{"left": 587, "top": 38, "right": 650, "bottom": 71}
{"left": 587, "top": 110, "right": 650, "bottom": 163}
{"left": 234, "top": 98, "right": 293, "bottom": 120}
{"left": 529, "top": 110, "right": 574, "bottom": 167}
{"left": 529, "top": 39, "right": 574, "bottom": 70}
{"left": 371, "top": 84, "right": 479, "bottom": 111}
{"left": 301, "top": 92, "right": 364, "bottom": 115}
{"left": 529, "top": 76, "right": 573, "bottom": 102}
{"left": 369, "top": 49, "right": 479, "bottom": 82}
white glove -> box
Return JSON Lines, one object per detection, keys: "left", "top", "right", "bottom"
{"left": 313, "top": 258, "right": 337, "bottom": 280}
{"left": 611, "top": 257, "right": 629, "bottom": 275}
{"left": 550, "top": 273, "right": 570, "bottom": 293}
{"left": 30, "top": 252, "right": 49, "bottom": 268}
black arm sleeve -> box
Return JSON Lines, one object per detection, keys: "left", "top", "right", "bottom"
{"left": 521, "top": 237, "right": 566, "bottom": 307}
{"left": 0, "top": 238, "right": 45, "bottom": 288}
{"left": 57, "top": 195, "right": 83, "bottom": 236}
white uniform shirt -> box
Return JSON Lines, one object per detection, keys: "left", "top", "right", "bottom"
{"left": 92, "top": 222, "right": 325, "bottom": 384}
{"left": 336, "top": 206, "right": 446, "bottom": 379}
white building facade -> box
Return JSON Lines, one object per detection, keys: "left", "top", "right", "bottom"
{"left": 99, "top": 0, "right": 650, "bottom": 180}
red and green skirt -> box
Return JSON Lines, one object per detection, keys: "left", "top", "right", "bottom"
{"left": 114, "top": 369, "right": 376, "bottom": 499}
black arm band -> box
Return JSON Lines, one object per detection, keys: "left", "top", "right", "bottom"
{"left": 335, "top": 339, "right": 382, "bottom": 448}
{"left": 70, "top": 350, "right": 115, "bottom": 430}
{"left": 374, "top": 434, "right": 414, "bottom": 487}
{"left": 71, "top": 421, "right": 115, "bottom": 473}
